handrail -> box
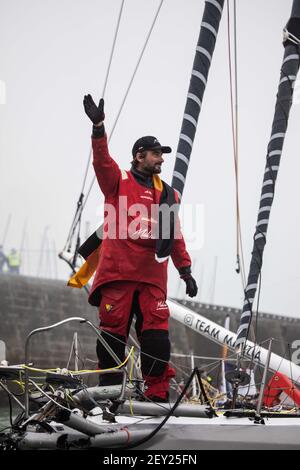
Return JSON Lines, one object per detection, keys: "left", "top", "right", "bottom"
{"left": 24, "top": 317, "right": 125, "bottom": 418}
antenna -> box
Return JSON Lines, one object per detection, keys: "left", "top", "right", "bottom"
{"left": 2, "top": 213, "right": 11, "bottom": 247}
{"left": 19, "top": 220, "right": 27, "bottom": 276}
{"left": 208, "top": 256, "right": 218, "bottom": 305}
{"left": 52, "top": 239, "right": 58, "bottom": 279}
{"left": 196, "top": 263, "right": 204, "bottom": 302}
{"left": 85, "top": 221, "right": 91, "bottom": 240}
{"left": 37, "top": 226, "right": 50, "bottom": 277}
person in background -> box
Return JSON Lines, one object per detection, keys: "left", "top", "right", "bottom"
{"left": 0, "top": 245, "right": 7, "bottom": 273}
{"left": 7, "top": 248, "right": 21, "bottom": 274}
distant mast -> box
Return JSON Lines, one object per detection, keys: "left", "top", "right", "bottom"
{"left": 235, "top": 0, "right": 300, "bottom": 351}
{"left": 172, "top": 0, "right": 225, "bottom": 200}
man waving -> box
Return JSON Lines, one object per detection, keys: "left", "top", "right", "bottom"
{"left": 83, "top": 95, "right": 198, "bottom": 402}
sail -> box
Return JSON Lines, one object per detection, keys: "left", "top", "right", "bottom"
{"left": 171, "top": 0, "right": 225, "bottom": 200}
{"left": 235, "top": 0, "right": 300, "bottom": 350}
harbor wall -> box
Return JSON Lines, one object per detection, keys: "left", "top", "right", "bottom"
{"left": 1, "top": 274, "right": 300, "bottom": 375}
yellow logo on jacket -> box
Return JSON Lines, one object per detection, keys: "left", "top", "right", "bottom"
{"left": 105, "top": 304, "right": 113, "bottom": 312}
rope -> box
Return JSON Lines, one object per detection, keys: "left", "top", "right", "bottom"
{"left": 129, "top": 347, "right": 135, "bottom": 416}
{"left": 227, "top": 0, "right": 260, "bottom": 350}
{"left": 283, "top": 28, "right": 300, "bottom": 45}
{"left": 81, "top": 0, "right": 165, "bottom": 213}
{"left": 21, "top": 346, "right": 134, "bottom": 375}
{"left": 226, "top": 0, "right": 246, "bottom": 290}
{"left": 81, "top": 325, "right": 225, "bottom": 385}
{"left": 101, "top": 0, "right": 125, "bottom": 99}
{"left": 120, "top": 367, "right": 215, "bottom": 450}
{"left": 63, "top": 1, "right": 125, "bottom": 254}
{"left": 63, "top": 0, "right": 165, "bottom": 254}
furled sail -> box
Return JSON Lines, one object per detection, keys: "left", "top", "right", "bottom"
{"left": 172, "top": 0, "right": 225, "bottom": 200}
{"left": 235, "top": 0, "right": 300, "bottom": 350}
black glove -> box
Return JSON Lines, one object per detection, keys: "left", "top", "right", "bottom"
{"left": 179, "top": 266, "right": 198, "bottom": 298}
{"left": 83, "top": 94, "right": 105, "bottom": 125}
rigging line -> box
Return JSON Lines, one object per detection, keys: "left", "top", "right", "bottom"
{"left": 206, "top": 353, "right": 237, "bottom": 376}
{"left": 64, "top": 1, "right": 125, "bottom": 252}
{"left": 226, "top": 1, "right": 237, "bottom": 249}
{"left": 238, "top": 223, "right": 246, "bottom": 288}
{"left": 80, "top": 150, "right": 92, "bottom": 197}
{"left": 81, "top": 0, "right": 165, "bottom": 212}
{"left": 121, "top": 367, "right": 214, "bottom": 450}
{"left": 66, "top": 335, "right": 75, "bottom": 370}
{"left": 94, "top": 324, "right": 193, "bottom": 380}
{"left": 28, "top": 379, "right": 75, "bottom": 413}
{"left": 122, "top": 415, "right": 161, "bottom": 429}
{"left": 226, "top": 0, "right": 246, "bottom": 288}
{"left": 272, "top": 336, "right": 300, "bottom": 347}
{"left": 76, "top": 335, "right": 87, "bottom": 370}
{"left": 109, "top": 0, "right": 164, "bottom": 140}
{"left": 101, "top": 0, "right": 125, "bottom": 99}
{"left": 233, "top": 0, "right": 238, "bottom": 158}
{"left": 66, "top": 335, "right": 85, "bottom": 371}
{"left": 233, "top": 0, "right": 247, "bottom": 291}
{"left": 286, "top": 342, "right": 297, "bottom": 409}
{"left": 229, "top": 0, "right": 260, "bottom": 351}
{"left": 64, "top": 193, "right": 84, "bottom": 252}
{"left": 72, "top": 216, "right": 82, "bottom": 266}
{"left": 79, "top": 0, "right": 126, "bottom": 194}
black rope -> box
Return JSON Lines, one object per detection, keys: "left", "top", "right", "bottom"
{"left": 196, "top": 368, "right": 216, "bottom": 414}
{"left": 118, "top": 367, "right": 214, "bottom": 450}
{"left": 64, "top": 192, "right": 84, "bottom": 254}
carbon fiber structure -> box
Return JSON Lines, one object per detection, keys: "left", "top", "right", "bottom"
{"left": 236, "top": 0, "right": 300, "bottom": 350}
{"left": 171, "top": 0, "right": 225, "bottom": 200}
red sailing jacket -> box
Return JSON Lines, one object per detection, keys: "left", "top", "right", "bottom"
{"left": 88, "top": 134, "right": 191, "bottom": 306}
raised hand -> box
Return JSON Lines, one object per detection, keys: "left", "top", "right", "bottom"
{"left": 83, "top": 95, "right": 105, "bottom": 125}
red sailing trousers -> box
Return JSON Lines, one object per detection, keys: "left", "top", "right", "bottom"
{"left": 98, "top": 280, "right": 175, "bottom": 399}
{"left": 99, "top": 280, "right": 169, "bottom": 335}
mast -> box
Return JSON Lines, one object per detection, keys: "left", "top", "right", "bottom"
{"left": 172, "top": 0, "right": 225, "bottom": 200}
{"left": 236, "top": 0, "right": 300, "bottom": 351}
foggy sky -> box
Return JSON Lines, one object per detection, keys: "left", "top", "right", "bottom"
{"left": 1, "top": 0, "right": 300, "bottom": 318}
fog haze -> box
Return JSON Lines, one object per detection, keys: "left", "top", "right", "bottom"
{"left": 1, "top": 0, "right": 299, "bottom": 317}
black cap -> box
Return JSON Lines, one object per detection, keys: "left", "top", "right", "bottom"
{"left": 132, "top": 136, "right": 172, "bottom": 157}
